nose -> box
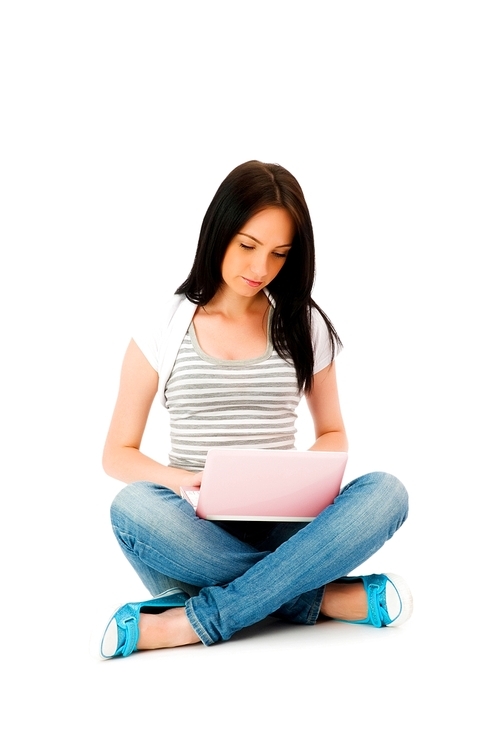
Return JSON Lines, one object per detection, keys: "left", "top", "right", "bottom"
{"left": 249, "top": 250, "right": 268, "bottom": 279}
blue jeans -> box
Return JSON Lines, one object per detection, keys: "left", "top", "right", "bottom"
{"left": 110, "top": 472, "right": 408, "bottom": 645}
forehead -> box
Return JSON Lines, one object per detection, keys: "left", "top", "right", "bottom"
{"left": 238, "top": 206, "right": 295, "bottom": 241}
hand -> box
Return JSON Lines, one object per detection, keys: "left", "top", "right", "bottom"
{"left": 170, "top": 469, "right": 203, "bottom": 497}
{"left": 187, "top": 471, "right": 203, "bottom": 489}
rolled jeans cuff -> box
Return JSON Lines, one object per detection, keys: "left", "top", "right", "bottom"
{"left": 184, "top": 584, "right": 326, "bottom": 647}
{"left": 185, "top": 598, "right": 215, "bottom": 646}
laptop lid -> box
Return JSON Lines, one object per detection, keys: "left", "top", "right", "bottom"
{"left": 183, "top": 448, "right": 348, "bottom": 521}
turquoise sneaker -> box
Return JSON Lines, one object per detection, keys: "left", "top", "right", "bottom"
{"left": 337, "top": 572, "right": 413, "bottom": 627}
{"left": 93, "top": 587, "right": 189, "bottom": 659}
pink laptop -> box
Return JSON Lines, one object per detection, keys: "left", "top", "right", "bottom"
{"left": 180, "top": 448, "right": 348, "bottom": 521}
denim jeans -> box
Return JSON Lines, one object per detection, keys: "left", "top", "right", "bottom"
{"left": 110, "top": 472, "right": 408, "bottom": 645}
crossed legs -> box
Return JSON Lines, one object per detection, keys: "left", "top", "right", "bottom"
{"left": 110, "top": 471, "right": 409, "bottom": 648}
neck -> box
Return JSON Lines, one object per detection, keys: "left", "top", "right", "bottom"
{"left": 204, "top": 286, "right": 269, "bottom": 319}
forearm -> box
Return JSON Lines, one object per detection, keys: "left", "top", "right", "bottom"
{"left": 102, "top": 446, "right": 197, "bottom": 495}
{"left": 309, "top": 430, "right": 348, "bottom": 453}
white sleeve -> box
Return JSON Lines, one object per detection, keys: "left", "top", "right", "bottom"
{"left": 131, "top": 299, "right": 173, "bottom": 373}
{"left": 132, "top": 295, "right": 198, "bottom": 406}
{"left": 311, "top": 307, "right": 335, "bottom": 373}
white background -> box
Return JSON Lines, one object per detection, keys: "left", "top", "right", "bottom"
{"left": 1, "top": 2, "right": 498, "bottom": 750}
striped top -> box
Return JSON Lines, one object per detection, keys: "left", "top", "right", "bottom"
{"left": 165, "top": 321, "right": 301, "bottom": 471}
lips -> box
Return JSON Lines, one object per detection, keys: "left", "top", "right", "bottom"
{"left": 242, "top": 277, "right": 262, "bottom": 288}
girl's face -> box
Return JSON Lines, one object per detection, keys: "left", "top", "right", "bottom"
{"left": 220, "top": 206, "right": 295, "bottom": 298}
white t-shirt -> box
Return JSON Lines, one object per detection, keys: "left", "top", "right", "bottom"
{"left": 133, "top": 292, "right": 335, "bottom": 408}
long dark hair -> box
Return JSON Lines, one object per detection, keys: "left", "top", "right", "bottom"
{"left": 176, "top": 160, "right": 342, "bottom": 392}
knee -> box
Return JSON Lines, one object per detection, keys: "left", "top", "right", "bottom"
{"left": 111, "top": 481, "right": 146, "bottom": 518}
{"left": 110, "top": 481, "right": 189, "bottom": 544}
{"left": 365, "top": 471, "right": 409, "bottom": 528}
{"left": 343, "top": 471, "right": 409, "bottom": 529}
{"left": 110, "top": 481, "right": 168, "bottom": 526}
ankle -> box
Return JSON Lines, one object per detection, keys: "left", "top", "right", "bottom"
{"left": 137, "top": 608, "right": 200, "bottom": 650}
{"left": 320, "top": 581, "right": 368, "bottom": 621}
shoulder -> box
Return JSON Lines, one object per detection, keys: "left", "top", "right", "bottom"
{"left": 130, "top": 293, "right": 198, "bottom": 407}
{"left": 139, "top": 293, "right": 195, "bottom": 338}
{"left": 163, "top": 295, "right": 198, "bottom": 348}
{"left": 153, "top": 293, "right": 196, "bottom": 329}
{"left": 133, "top": 294, "right": 196, "bottom": 367}
{"left": 170, "top": 293, "right": 194, "bottom": 314}
{"left": 310, "top": 305, "right": 336, "bottom": 372}
{"left": 310, "top": 304, "right": 330, "bottom": 340}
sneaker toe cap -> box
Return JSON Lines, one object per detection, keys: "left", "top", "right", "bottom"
{"left": 384, "top": 573, "right": 413, "bottom": 626}
{"left": 100, "top": 618, "right": 119, "bottom": 658}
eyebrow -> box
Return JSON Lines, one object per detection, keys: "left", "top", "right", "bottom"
{"left": 239, "top": 232, "right": 292, "bottom": 249}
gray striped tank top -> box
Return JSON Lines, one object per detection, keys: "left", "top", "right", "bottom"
{"left": 165, "top": 322, "right": 300, "bottom": 471}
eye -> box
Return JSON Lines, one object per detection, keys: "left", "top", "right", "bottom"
{"left": 272, "top": 251, "right": 288, "bottom": 259}
{"left": 240, "top": 243, "right": 254, "bottom": 251}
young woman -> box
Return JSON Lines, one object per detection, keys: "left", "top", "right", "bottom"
{"left": 95, "top": 160, "right": 412, "bottom": 659}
